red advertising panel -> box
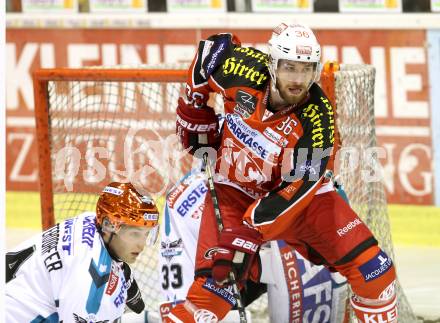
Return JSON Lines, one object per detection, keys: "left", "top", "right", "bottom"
{"left": 6, "top": 28, "right": 432, "bottom": 204}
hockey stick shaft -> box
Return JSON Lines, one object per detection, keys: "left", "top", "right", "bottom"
{"left": 202, "top": 153, "right": 248, "bottom": 323}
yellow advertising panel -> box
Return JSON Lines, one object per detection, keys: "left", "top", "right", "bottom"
{"left": 89, "top": 0, "right": 147, "bottom": 12}
{"left": 339, "top": 0, "right": 402, "bottom": 12}
{"left": 166, "top": 0, "right": 226, "bottom": 12}
{"left": 251, "top": 0, "right": 313, "bottom": 12}
{"left": 22, "top": 0, "right": 78, "bottom": 13}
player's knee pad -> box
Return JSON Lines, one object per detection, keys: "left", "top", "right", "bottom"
{"left": 167, "top": 276, "right": 235, "bottom": 322}
{"left": 334, "top": 245, "right": 397, "bottom": 322}
{"left": 335, "top": 245, "right": 396, "bottom": 299}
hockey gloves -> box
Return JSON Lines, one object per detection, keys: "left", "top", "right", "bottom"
{"left": 212, "top": 225, "right": 262, "bottom": 286}
{"left": 176, "top": 97, "right": 221, "bottom": 156}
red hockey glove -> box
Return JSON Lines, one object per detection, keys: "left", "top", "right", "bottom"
{"left": 212, "top": 225, "right": 262, "bottom": 286}
{"left": 176, "top": 97, "right": 221, "bottom": 155}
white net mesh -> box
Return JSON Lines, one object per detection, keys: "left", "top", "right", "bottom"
{"left": 37, "top": 63, "right": 416, "bottom": 322}
{"left": 45, "top": 70, "right": 189, "bottom": 311}
{"left": 334, "top": 64, "right": 418, "bottom": 322}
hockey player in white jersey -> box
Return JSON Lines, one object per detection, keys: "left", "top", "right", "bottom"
{"left": 5, "top": 182, "right": 159, "bottom": 323}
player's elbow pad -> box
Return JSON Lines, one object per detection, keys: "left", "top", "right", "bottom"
{"left": 176, "top": 97, "right": 221, "bottom": 156}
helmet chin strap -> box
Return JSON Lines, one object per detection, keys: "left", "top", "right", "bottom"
{"left": 106, "top": 233, "right": 123, "bottom": 262}
{"left": 267, "top": 79, "right": 311, "bottom": 120}
{"left": 99, "top": 220, "right": 124, "bottom": 261}
{"left": 271, "top": 79, "right": 282, "bottom": 100}
{"left": 268, "top": 58, "right": 280, "bottom": 97}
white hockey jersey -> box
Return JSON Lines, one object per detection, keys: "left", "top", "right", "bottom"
{"left": 5, "top": 212, "right": 142, "bottom": 323}
{"left": 159, "top": 170, "right": 207, "bottom": 304}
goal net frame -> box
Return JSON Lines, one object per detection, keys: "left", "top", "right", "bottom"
{"left": 32, "top": 63, "right": 417, "bottom": 322}
{"left": 33, "top": 68, "right": 187, "bottom": 229}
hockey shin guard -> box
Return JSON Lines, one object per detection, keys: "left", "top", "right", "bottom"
{"left": 351, "top": 286, "right": 397, "bottom": 323}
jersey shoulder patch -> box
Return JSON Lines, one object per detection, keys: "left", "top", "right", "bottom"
{"left": 199, "top": 33, "right": 238, "bottom": 80}
{"left": 215, "top": 45, "right": 269, "bottom": 90}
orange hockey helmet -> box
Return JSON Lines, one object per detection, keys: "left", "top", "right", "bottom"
{"left": 96, "top": 182, "right": 159, "bottom": 230}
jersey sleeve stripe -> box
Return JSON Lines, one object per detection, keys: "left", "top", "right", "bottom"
{"left": 190, "top": 50, "right": 209, "bottom": 88}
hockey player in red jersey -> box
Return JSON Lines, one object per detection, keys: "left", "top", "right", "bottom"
{"left": 167, "top": 23, "right": 397, "bottom": 323}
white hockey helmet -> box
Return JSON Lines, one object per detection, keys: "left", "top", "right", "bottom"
{"left": 268, "top": 23, "right": 322, "bottom": 90}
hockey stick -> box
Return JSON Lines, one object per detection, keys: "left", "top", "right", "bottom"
{"left": 202, "top": 153, "right": 248, "bottom": 323}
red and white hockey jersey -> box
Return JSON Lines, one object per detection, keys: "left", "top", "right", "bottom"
{"left": 184, "top": 33, "right": 337, "bottom": 240}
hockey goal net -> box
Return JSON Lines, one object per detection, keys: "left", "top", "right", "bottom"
{"left": 33, "top": 63, "right": 416, "bottom": 322}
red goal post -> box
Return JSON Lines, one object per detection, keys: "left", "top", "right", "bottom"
{"left": 32, "top": 63, "right": 417, "bottom": 321}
